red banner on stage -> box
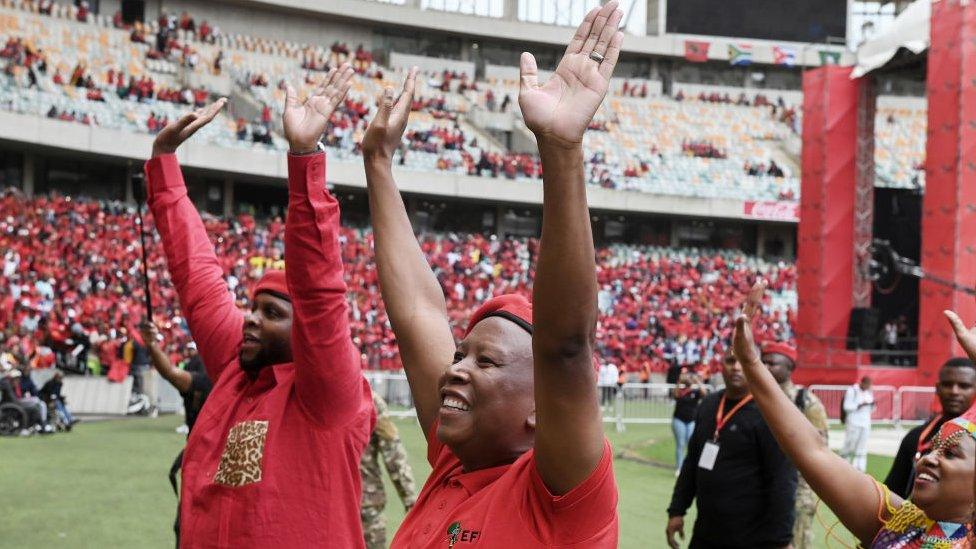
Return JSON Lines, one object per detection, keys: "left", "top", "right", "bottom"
{"left": 916, "top": 0, "right": 976, "bottom": 385}
{"left": 797, "top": 66, "right": 861, "bottom": 369}
{"left": 743, "top": 201, "right": 799, "bottom": 222}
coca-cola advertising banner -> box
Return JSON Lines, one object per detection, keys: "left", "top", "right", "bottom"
{"left": 743, "top": 201, "right": 799, "bottom": 222}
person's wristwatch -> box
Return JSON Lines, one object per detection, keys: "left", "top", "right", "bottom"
{"left": 290, "top": 141, "right": 325, "bottom": 155}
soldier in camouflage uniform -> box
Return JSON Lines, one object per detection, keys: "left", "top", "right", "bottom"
{"left": 762, "top": 342, "right": 829, "bottom": 549}
{"left": 361, "top": 392, "right": 417, "bottom": 549}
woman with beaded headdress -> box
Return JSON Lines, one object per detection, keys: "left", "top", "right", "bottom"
{"left": 732, "top": 280, "right": 976, "bottom": 548}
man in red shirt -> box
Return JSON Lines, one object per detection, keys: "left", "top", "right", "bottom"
{"left": 362, "top": 4, "right": 624, "bottom": 547}
{"left": 144, "top": 65, "right": 374, "bottom": 548}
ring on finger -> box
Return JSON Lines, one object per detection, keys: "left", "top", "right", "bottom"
{"left": 589, "top": 51, "right": 605, "bottom": 63}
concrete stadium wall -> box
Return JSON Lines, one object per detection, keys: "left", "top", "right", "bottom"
{"left": 0, "top": 110, "right": 774, "bottom": 222}
{"left": 98, "top": 0, "right": 369, "bottom": 49}
{"left": 81, "top": 0, "right": 852, "bottom": 67}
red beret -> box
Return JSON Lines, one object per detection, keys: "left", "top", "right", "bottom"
{"left": 761, "top": 341, "right": 797, "bottom": 363}
{"left": 254, "top": 270, "right": 290, "bottom": 302}
{"left": 464, "top": 294, "right": 532, "bottom": 338}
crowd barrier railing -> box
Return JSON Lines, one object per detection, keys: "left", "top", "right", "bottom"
{"left": 359, "top": 373, "right": 941, "bottom": 429}
{"left": 55, "top": 369, "right": 936, "bottom": 424}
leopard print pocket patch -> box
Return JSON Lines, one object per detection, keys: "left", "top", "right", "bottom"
{"left": 214, "top": 420, "right": 269, "bottom": 487}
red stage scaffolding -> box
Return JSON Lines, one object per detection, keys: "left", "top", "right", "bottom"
{"left": 796, "top": 0, "right": 976, "bottom": 387}
{"left": 917, "top": 0, "right": 976, "bottom": 385}
{"left": 795, "top": 66, "right": 867, "bottom": 385}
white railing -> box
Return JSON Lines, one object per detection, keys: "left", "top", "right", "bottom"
{"left": 809, "top": 384, "right": 936, "bottom": 426}
{"left": 139, "top": 370, "right": 941, "bottom": 428}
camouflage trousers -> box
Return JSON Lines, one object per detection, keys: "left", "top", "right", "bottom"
{"left": 362, "top": 505, "right": 387, "bottom": 549}
{"left": 793, "top": 478, "right": 818, "bottom": 549}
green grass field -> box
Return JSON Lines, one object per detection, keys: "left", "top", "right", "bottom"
{"left": 0, "top": 415, "right": 894, "bottom": 548}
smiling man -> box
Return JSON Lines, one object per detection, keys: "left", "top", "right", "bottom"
{"left": 361, "top": 3, "right": 624, "bottom": 546}
{"left": 144, "top": 65, "right": 374, "bottom": 548}
{"left": 884, "top": 357, "right": 976, "bottom": 498}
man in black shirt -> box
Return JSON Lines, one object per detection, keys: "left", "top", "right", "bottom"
{"left": 141, "top": 324, "right": 212, "bottom": 432}
{"left": 141, "top": 322, "right": 212, "bottom": 546}
{"left": 883, "top": 356, "right": 976, "bottom": 498}
{"left": 666, "top": 352, "right": 797, "bottom": 548}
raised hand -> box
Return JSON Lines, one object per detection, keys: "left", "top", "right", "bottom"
{"left": 139, "top": 321, "right": 159, "bottom": 348}
{"left": 151, "top": 97, "right": 227, "bottom": 157}
{"left": 283, "top": 63, "right": 355, "bottom": 153}
{"left": 362, "top": 67, "right": 418, "bottom": 161}
{"left": 518, "top": 1, "right": 623, "bottom": 147}
{"left": 945, "top": 310, "right": 976, "bottom": 364}
{"left": 732, "top": 279, "right": 767, "bottom": 368}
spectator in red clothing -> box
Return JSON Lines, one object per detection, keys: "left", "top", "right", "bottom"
{"left": 198, "top": 20, "right": 212, "bottom": 42}
{"left": 364, "top": 6, "right": 624, "bottom": 546}
{"left": 76, "top": 1, "right": 90, "bottom": 22}
{"left": 178, "top": 11, "right": 195, "bottom": 32}
{"left": 145, "top": 68, "right": 373, "bottom": 547}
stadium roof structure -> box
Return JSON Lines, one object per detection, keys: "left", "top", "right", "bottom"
{"left": 852, "top": 0, "right": 929, "bottom": 77}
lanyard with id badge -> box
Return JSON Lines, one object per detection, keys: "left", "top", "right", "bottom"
{"left": 699, "top": 394, "right": 754, "bottom": 471}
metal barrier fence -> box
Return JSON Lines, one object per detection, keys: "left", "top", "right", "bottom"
{"left": 809, "top": 385, "right": 935, "bottom": 425}
{"left": 341, "top": 373, "right": 941, "bottom": 428}
{"left": 364, "top": 372, "right": 416, "bottom": 416}
{"left": 899, "top": 387, "right": 936, "bottom": 422}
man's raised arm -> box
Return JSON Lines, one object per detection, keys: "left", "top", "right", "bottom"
{"left": 281, "top": 66, "right": 367, "bottom": 426}
{"left": 144, "top": 99, "right": 243, "bottom": 383}
{"left": 362, "top": 68, "right": 456, "bottom": 437}
{"left": 522, "top": 2, "right": 624, "bottom": 495}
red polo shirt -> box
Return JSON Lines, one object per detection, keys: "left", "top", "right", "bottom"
{"left": 391, "top": 424, "right": 618, "bottom": 548}
{"left": 146, "top": 152, "right": 374, "bottom": 548}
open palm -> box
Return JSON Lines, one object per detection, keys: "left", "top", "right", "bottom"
{"left": 283, "top": 64, "right": 354, "bottom": 152}
{"left": 151, "top": 98, "right": 227, "bottom": 157}
{"left": 733, "top": 279, "right": 767, "bottom": 367}
{"left": 945, "top": 310, "right": 976, "bottom": 364}
{"left": 519, "top": 2, "right": 623, "bottom": 146}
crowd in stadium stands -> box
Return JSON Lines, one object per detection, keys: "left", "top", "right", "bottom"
{"left": 482, "top": 89, "right": 514, "bottom": 113}
{"left": 682, "top": 140, "right": 727, "bottom": 160}
{"left": 45, "top": 104, "right": 93, "bottom": 125}
{"left": 2, "top": 0, "right": 885, "bottom": 201}
{"left": 0, "top": 187, "right": 794, "bottom": 385}
{"left": 619, "top": 81, "right": 649, "bottom": 98}
{"left": 745, "top": 159, "right": 785, "bottom": 178}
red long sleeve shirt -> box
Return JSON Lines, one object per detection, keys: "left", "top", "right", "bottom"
{"left": 145, "top": 152, "right": 374, "bottom": 548}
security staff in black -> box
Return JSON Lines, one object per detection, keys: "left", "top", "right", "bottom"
{"left": 141, "top": 323, "right": 212, "bottom": 547}
{"left": 666, "top": 352, "right": 797, "bottom": 549}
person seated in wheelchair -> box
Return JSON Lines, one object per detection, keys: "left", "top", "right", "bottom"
{"left": 40, "top": 370, "right": 78, "bottom": 430}
{"left": 0, "top": 369, "right": 37, "bottom": 435}
{"left": 1, "top": 366, "right": 53, "bottom": 434}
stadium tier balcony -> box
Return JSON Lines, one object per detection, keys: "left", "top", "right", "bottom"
{"left": 0, "top": 189, "right": 795, "bottom": 377}
{"left": 0, "top": 1, "right": 930, "bottom": 202}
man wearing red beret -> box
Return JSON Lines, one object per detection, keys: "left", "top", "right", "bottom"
{"left": 144, "top": 65, "right": 373, "bottom": 548}
{"left": 761, "top": 341, "right": 828, "bottom": 549}
{"left": 361, "top": 5, "right": 624, "bottom": 547}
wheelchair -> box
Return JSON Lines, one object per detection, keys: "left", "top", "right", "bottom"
{"left": 0, "top": 401, "right": 30, "bottom": 436}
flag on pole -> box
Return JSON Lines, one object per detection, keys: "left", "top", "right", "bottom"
{"left": 684, "top": 40, "right": 710, "bottom": 63}
{"left": 727, "top": 44, "right": 753, "bottom": 66}
{"left": 772, "top": 46, "right": 796, "bottom": 67}
{"left": 819, "top": 50, "right": 842, "bottom": 66}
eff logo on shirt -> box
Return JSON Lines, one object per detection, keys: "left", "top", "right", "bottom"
{"left": 447, "top": 521, "right": 481, "bottom": 546}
